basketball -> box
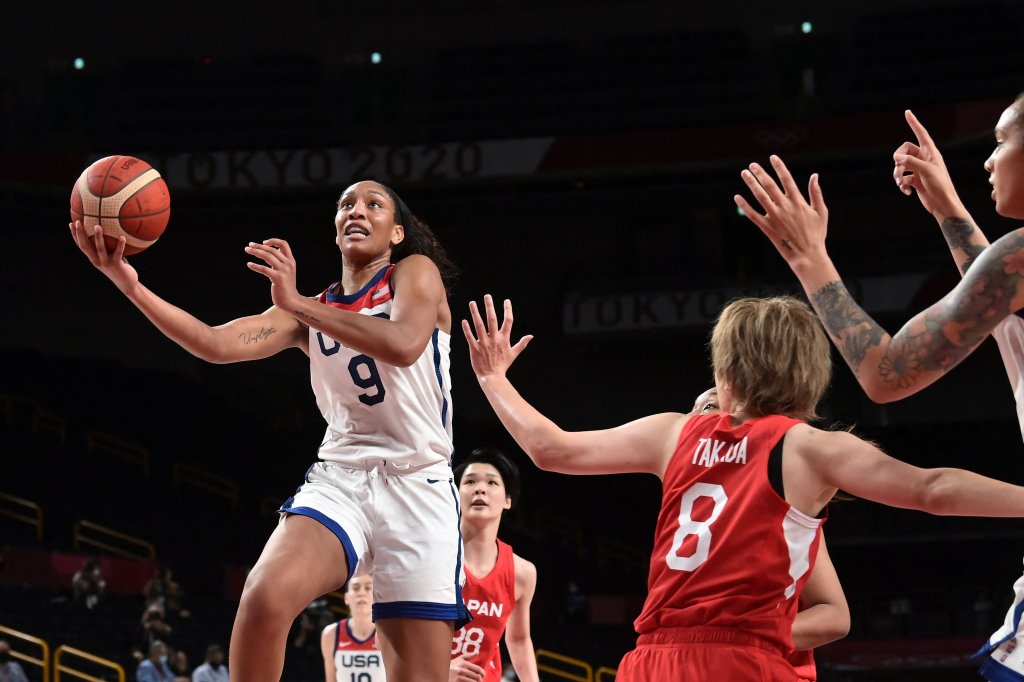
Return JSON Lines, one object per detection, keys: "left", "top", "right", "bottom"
{"left": 70, "top": 155, "right": 171, "bottom": 255}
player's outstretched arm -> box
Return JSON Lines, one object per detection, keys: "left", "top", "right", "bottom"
{"left": 463, "top": 295, "right": 685, "bottom": 477}
{"left": 505, "top": 555, "right": 540, "bottom": 682}
{"left": 893, "top": 110, "right": 990, "bottom": 276}
{"left": 791, "top": 536, "right": 849, "bottom": 651}
{"left": 736, "top": 155, "right": 1024, "bottom": 403}
{"left": 320, "top": 623, "right": 337, "bottom": 682}
{"left": 248, "top": 241, "right": 444, "bottom": 367}
{"left": 789, "top": 424, "right": 1024, "bottom": 518}
{"left": 71, "top": 222, "right": 305, "bottom": 363}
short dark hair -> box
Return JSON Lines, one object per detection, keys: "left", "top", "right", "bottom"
{"left": 453, "top": 447, "right": 521, "bottom": 508}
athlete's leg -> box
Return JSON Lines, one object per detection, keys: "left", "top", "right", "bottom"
{"left": 229, "top": 514, "right": 349, "bottom": 682}
{"left": 376, "top": 618, "right": 454, "bottom": 682}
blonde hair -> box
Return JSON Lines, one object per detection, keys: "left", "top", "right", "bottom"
{"left": 710, "top": 296, "right": 831, "bottom": 421}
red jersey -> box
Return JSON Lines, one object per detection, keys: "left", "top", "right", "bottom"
{"left": 332, "top": 618, "right": 384, "bottom": 682}
{"left": 789, "top": 648, "right": 816, "bottom": 681}
{"left": 634, "top": 413, "right": 825, "bottom": 654}
{"left": 452, "top": 539, "right": 516, "bottom": 682}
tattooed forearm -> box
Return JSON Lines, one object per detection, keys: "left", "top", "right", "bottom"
{"left": 240, "top": 326, "right": 277, "bottom": 344}
{"left": 294, "top": 309, "right": 322, "bottom": 324}
{"left": 876, "top": 227, "right": 1024, "bottom": 392}
{"left": 940, "top": 218, "right": 987, "bottom": 275}
{"left": 809, "top": 281, "right": 886, "bottom": 373}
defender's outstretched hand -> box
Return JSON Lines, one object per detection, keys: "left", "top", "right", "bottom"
{"left": 892, "top": 110, "right": 967, "bottom": 220}
{"left": 69, "top": 220, "right": 140, "bottom": 296}
{"left": 462, "top": 295, "right": 533, "bottom": 379}
{"left": 734, "top": 155, "right": 829, "bottom": 274}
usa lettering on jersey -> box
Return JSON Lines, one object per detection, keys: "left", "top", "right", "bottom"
{"left": 692, "top": 436, "right": 748, "bottom": 468}
{"left": 338, "top": 653, "right": 383, "bottom": 669}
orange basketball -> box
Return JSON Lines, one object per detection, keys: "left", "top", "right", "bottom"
{"left": 70, "top": 155, "right": 171, "bottom": 255}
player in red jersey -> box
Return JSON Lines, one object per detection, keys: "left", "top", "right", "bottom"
{"left": 449, "top": 448, "right": 539, "bottom": 682}
{"left": 321, "top": 575, "right": 386, "bottom": 682}
{"left": 462, "top": 293, "right": 1024, "bottom": 681}
{"left": 693, "top": 388, "right": 849, "bottom": 682}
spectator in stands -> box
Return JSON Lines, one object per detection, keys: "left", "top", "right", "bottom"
{"left": 145, "top": 563, "right": 190, "bottom": 619}
{"left": 169, "top": 649, "right": 190, "bottom": 682}
{"left": 0, "top": 639, "right": 29, "bottom": 682}
{"left": 191, "top": 644, "right": 228, "bottom": 682}
{"left": 137, "top": 640, "right": 173, "bottom": 682}
{"left": 71, "top": 557, "right": 106, "bottom": 610}
{"left": 134, "top": 604, "right": 175, "bottom": 659}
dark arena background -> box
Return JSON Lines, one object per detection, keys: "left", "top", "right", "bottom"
{"left": 3, "top": 1, "right": 1024, "bottom": 680}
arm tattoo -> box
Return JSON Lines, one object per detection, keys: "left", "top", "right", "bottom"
{"left": 239, "top": 326, "right": 277, "bottom": 344}
{"left": 881, "top": 228, "right": 1024, "bottom": 390}
{"left": 294, "top": 309, "right": 322, "bottom": 324}
{"left": 940, "top": 218, "right": 986, "bottom": 275}
{"left": 809, "top": 281, "right": 885, "bottom": 372}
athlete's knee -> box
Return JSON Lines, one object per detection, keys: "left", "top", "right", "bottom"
{"left": 237, "top": 566, "right": 305, "bottom": 625}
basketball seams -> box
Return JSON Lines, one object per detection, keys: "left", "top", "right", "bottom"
{"left": 70, "top": 155, "right": 170, "bottom": 255}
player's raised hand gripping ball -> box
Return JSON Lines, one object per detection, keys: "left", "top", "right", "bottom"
{"left": 70, "top": 155, "right": 170, "bottom": 255}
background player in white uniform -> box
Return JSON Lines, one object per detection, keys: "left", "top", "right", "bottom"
{"left": 70, "top": 180, "right": 465, "bottom": 682}
{"left": 733, "top": 97, "right": 1024, "bottom": 681}
{"left": 322, "top": 576, "right": 385, "bottom": 682}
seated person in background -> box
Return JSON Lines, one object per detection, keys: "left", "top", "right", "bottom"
{"left": 72, "top": 557, "right": 106, "bottom": 610}
{"left": 0, "top": 639, "right": 29, "bottom": 682}
{"left": 192, "top": 644, "right": 229, "bottom": 682}
{"left": 137, "top": 641, "right": 173, "bottom": 682}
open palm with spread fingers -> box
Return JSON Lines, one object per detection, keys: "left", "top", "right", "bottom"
{"left": 734, "top": 155, "right": 829, "bottom": 274}
{"left": 893, "top": 109, "right": 966, "bottom": 219}
{"left": 462, "top": 295, "right": 533, "bottom": 379}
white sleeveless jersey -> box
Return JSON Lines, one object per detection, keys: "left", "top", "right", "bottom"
{"left": 309, "top": 265, "right": 453, "bottom": 471}
{"left": 993, "top": 314, "right": 1024, "bottom": 442}
{"left": 332, "top": 619, "right": 386, "bottom": 682}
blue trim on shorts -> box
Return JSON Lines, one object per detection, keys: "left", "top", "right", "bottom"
{"left": 431, "top": 328, "right": 449, "bottom": 427}
{"left": 976, "top": 600, "right": 1024, "bottom": 658}
{"left": 980, "top": 657, "right": 1024, "bottom": 682}
{"left": 448, "top": 478, "right": 472, "bottom": 629}
{"left": 279, "top": 503, "right": 357, "bottom": 582}
{"left": 373, "top": 600, "right": 468, "bottom": 622}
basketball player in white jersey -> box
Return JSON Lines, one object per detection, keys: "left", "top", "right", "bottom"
{"left": 733, "top": 98, "right": 1024, "bottom": 680}
{"left": 887, "top": 106, "right": 1024, "bottom": 680}
{"left": 70, "top": 180, "right": 466, "bottom": 682}
{"left": 322, "top": 576, "right": 385, "bottom": 682}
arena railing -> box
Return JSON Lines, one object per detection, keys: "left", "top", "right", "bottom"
{"left": 0, "top": 624, "right": 51, "bottom": 682}
{"left": 0, "top": 491, "right": 43, "bottom": 541}
{"left": 31, "top": 407, "right": 66, "bottom": 445}
{"left": 54, "top": 644, "right": 125, "bottom": 682}
{"left": 536, "top": 648, "right": 594, "bottom": 681}
{"left": 86, "top": 430, "right": 150, "bottom": 477}
{"left": 73, "top": 519, "right": 156, "bottom": 560}
{"left": 171, "top": 462, "right": 239, "bottom": 510}
{"left": 595, "top": 666, "right": 618, "bottom": 681}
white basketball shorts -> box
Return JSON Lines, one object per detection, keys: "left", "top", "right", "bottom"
{"left": 280, "top": 460, "right": 471, "bottom": 628}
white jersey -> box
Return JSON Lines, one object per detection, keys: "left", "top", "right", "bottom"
{"left": 978, "top": 314, "right": 1024, "bottom": 681}
{"left": 309, "top": 265, "right": 453, "bottom": 471}
{"left": 332, "top": 619, "right": 386, "bottom": 682}
{"left": 992, "top": 314, "right": 1024, "bottom": 442}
